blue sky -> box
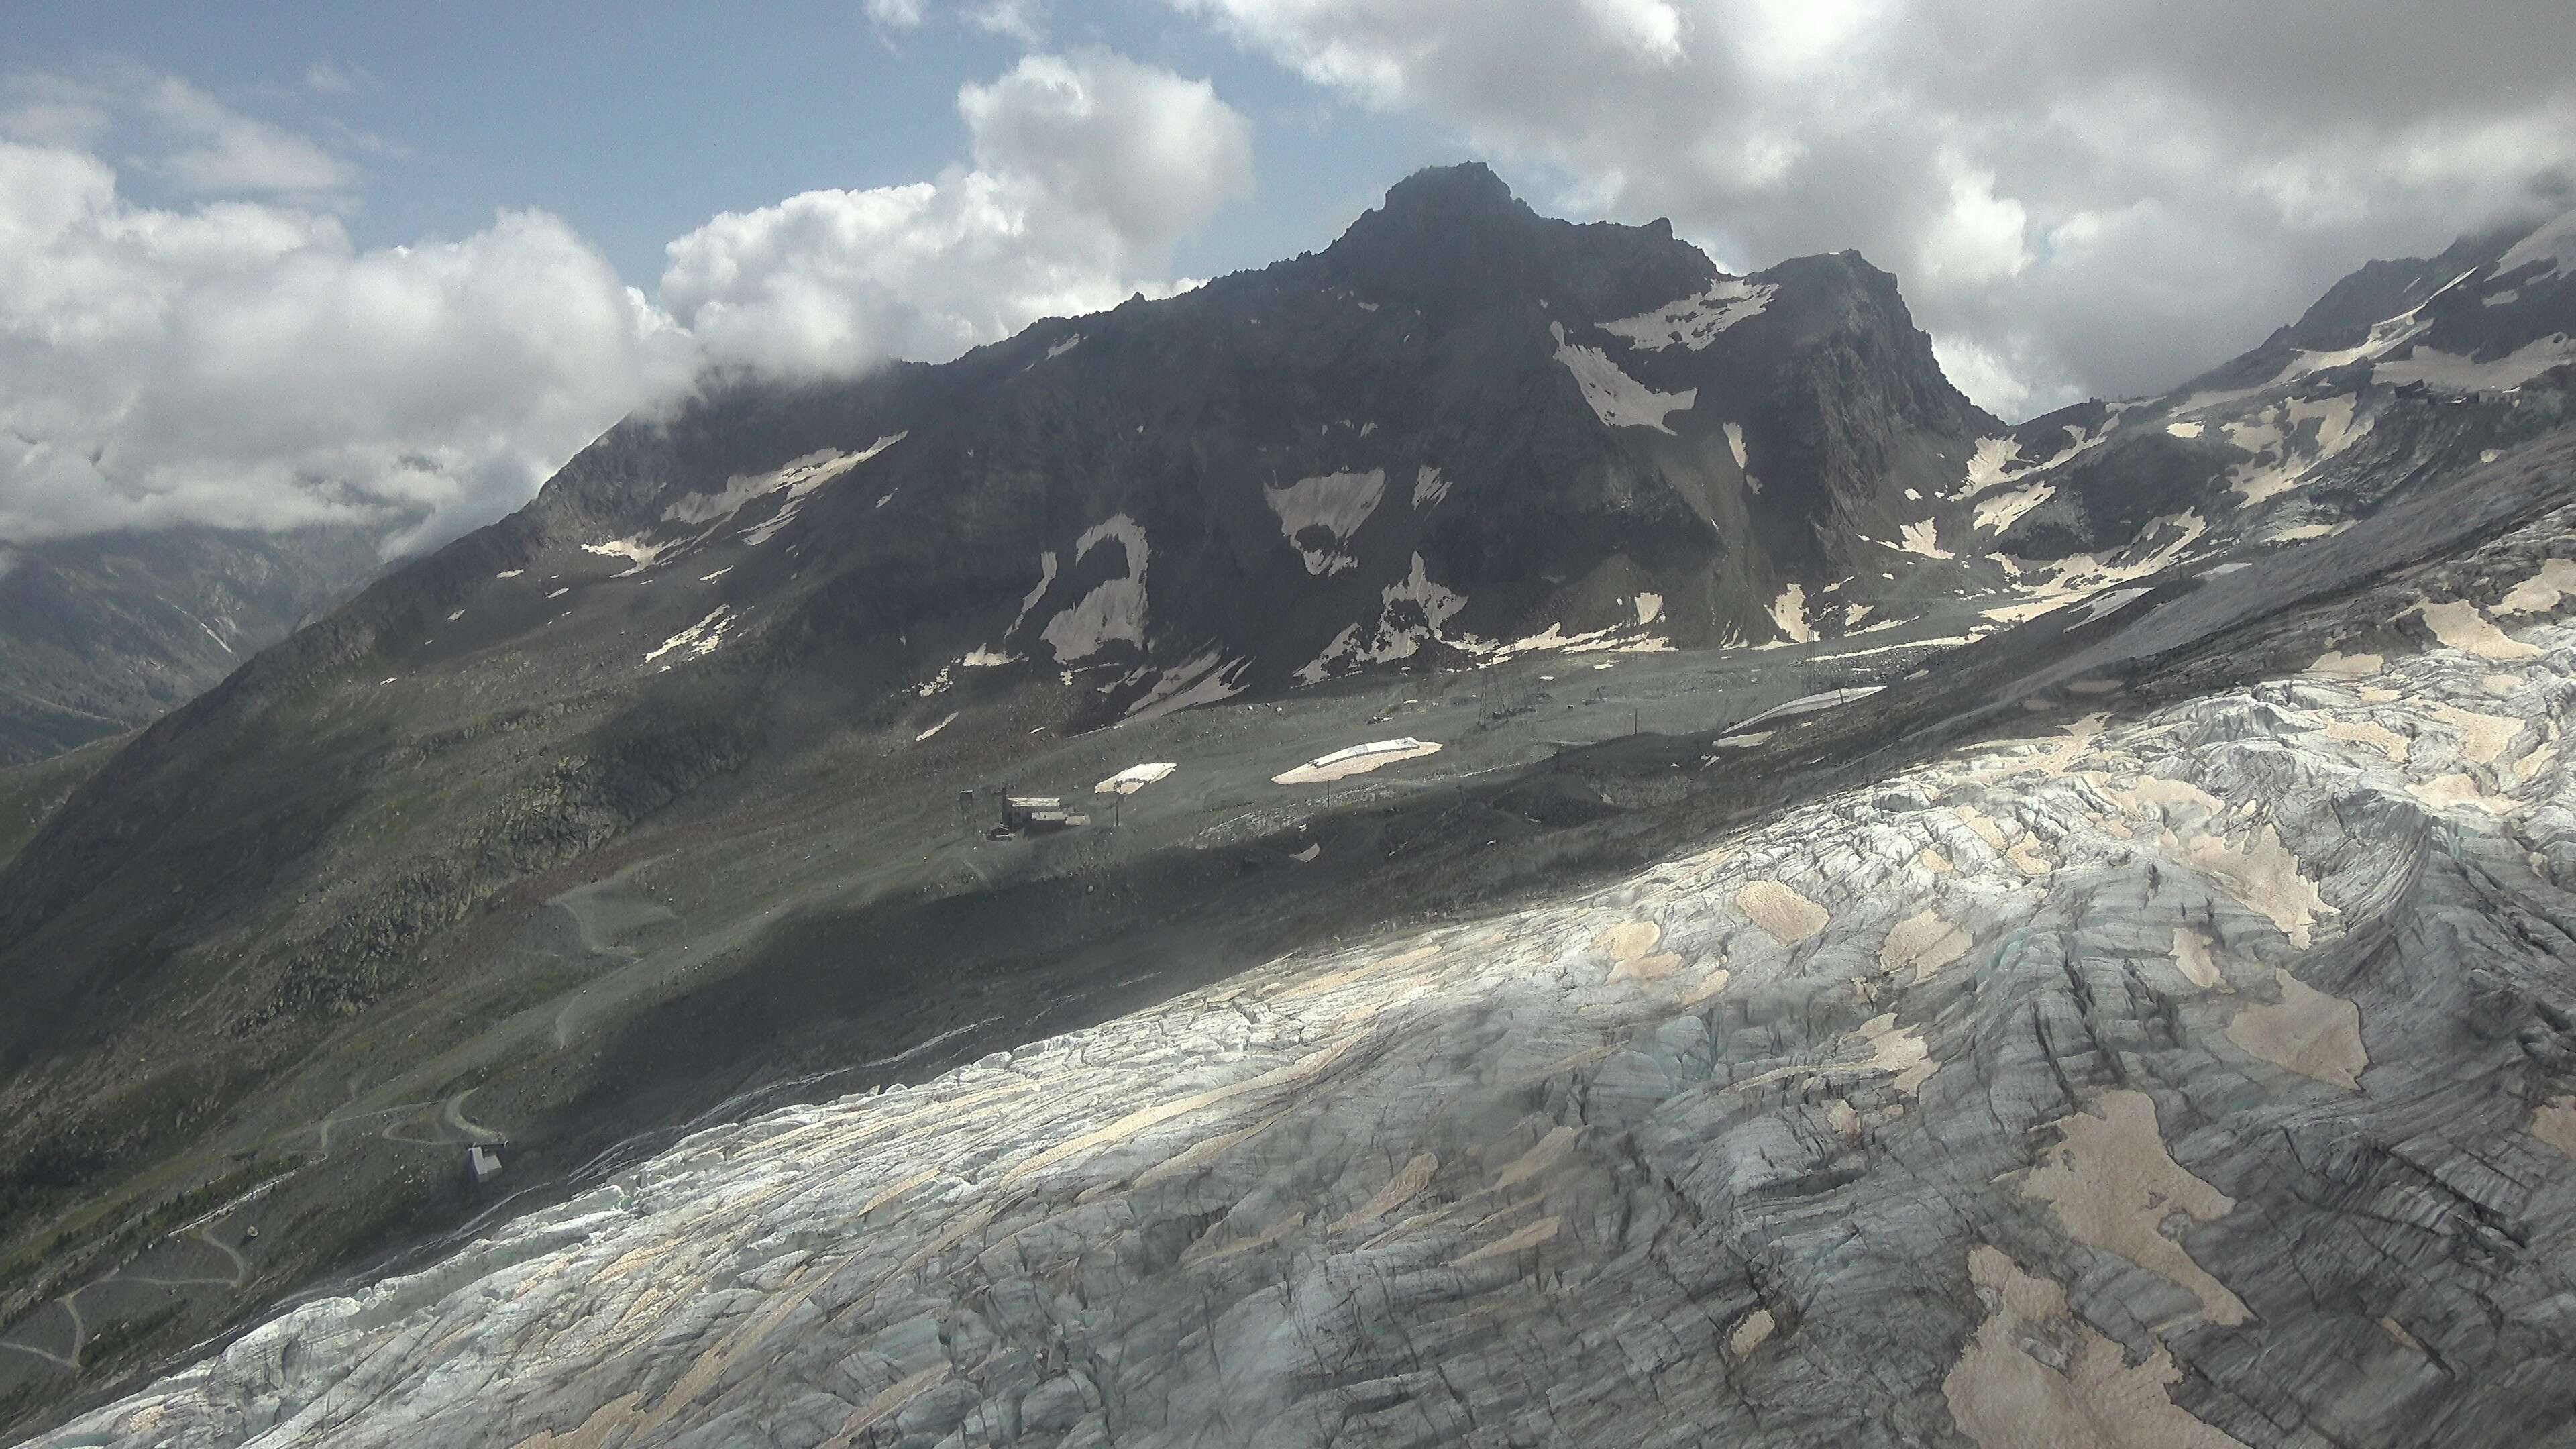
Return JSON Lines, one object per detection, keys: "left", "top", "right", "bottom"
{"left": 8, "top": 1, "right": 1444, "bottom": 288}
{"left": 5, "top": 1, "right": 2571, "bottom": 549}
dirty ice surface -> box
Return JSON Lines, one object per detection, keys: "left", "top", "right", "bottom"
{"left": 1094, "top": 763, "right": 1177, "bottom": 795}
{"left": 1273, "top": 738, "right": 1444, "bottom": 784}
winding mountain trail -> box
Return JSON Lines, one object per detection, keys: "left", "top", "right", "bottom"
{"left": 0, "top": 1222, "right": 258, "bottom": 1375}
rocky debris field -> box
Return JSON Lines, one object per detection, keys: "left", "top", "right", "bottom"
{"left": 32, "top": 498, "right": 2576, "bottom": 1447}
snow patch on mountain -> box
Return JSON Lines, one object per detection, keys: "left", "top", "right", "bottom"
{"left": 1265, "top": 470, "right": 1386, "bottom": 576}
{"left": 1411, "top": 465, "right": 1452, "bottom": 511}
{"left": 2184, "top": 302, "right": 2438, "bottom": 415}
{"left": 2064, "top": 586, "right": 2153, "bottom": 627}
{"left": 1600, "top": 278, "right": 1776, "bottom": 351}
{"left": 1041, "top": 516, "right": 1148, "bottom": 663}
{"left": 643, "top": 606, "right": 737, "bottom": 664}
{"left": 2375, "top": 335, "right": 2575, "bottom": 394}
{"left": 2031, "top": 422, "right": 2114, "bottom": 476}
{"left": 579, "top": 535, "right": 681, "bottom": 577}
{"left": 2227, "top": 396, "right": 2369, "bottom": 506}
{"left": 1980, "top": 511, "right": 2210, "bottom": 623}
{"left": 1974, "top": 482, "right": 2055, "bottom": 535}
{"left": 669, "top": 447, "right": 855, "bottom": 528}
{"left": 1293, "top": 553, "right": 1470, "bottom": 684}
{"left": 1008, "top": 552, "right": 1060, "bottom": 639}
{"left": 1552, "top": 323, "right": 1695, "bottom": 433}
{"left": 1767, "top": 584, "right": 1815, "bottom": 644}
{"left": 2496, "top": 209, "right": 2576, "bottom": 281}
{"left": 1896, "top": 521, "right": 1953, "bottom": 559}
{"left": 1961, "top": 437, "right": 2020, "bottom": 494}
{"left": 739, "top": 435, "right": 905, "bottom": 547}
{"left": 1126, "top": 649, "right": 1249, "bottom": 722}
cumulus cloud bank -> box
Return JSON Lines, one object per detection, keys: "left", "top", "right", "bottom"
{"left": 0, "top": 49, "right": 1250, "bottom": 549}
{"left": 0, "top": 138, "right": 690, "bottom": 551}
{"left": 663, "top": 48, "right": 1250, "bottom": 378}
{"left": 10, "top": 9, "right": 2569, "bottom": 551}
{"left": 1169, "top": 0, "right": 2576, "bottom": 417}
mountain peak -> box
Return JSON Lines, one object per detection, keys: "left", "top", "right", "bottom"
{"left": 1373, "top": 161, "right": 1529, "bottom": 225}
{"left": 1321, "top": 162, "right": 1706, "bottom": 324}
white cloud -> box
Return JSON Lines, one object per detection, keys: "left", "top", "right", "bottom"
{"left": 1931, "top": 333, "right": 2061, "bottom": 423}
{"left": 0, "top": 72, "right": 113, "bottom": 148}
{"left": 3, "top": 50, "right": 1249, "bottom": 548}
{"left": 1169, "top": 0, "right": 2576, "bottom": 416}
{"left": 0, "top": 138, "right": 691, "bottom": 549}
{"left": 304, "top": 60, "right": 362, "bottom": 97}
{"left": 1576, "top": 0, "right": 1686, "bottom": 63}
{"left": 863, "top": 0, "right": 926, "bottom": 28}
{"left": 961, "top": 51, "right": 1250, "bottom": 255}
{"left": 1915, "top": 152, "right": 2029, "bottom": 288}
{"left": 969, "top": 0, "right": 1049, "bottom": 43}
{"left": 664, "top": 48, "right": 1249, "bottom": 378}
{"left": 145, "top": 75, "right": 358, "bottom": 196}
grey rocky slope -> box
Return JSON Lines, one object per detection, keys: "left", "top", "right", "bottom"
{"left": 28, "top": 443, "right": 2576, "bottom": 1448}
{"left": 0, "top": 524, "right": 384, "bottom": 766}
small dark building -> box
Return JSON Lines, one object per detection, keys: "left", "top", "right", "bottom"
{"left": 1001, "top": 795, "right": 1089, "bottom": 833}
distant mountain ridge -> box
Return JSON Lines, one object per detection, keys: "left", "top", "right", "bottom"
{"left": 0, "top": 525, "right": 385, "bottom": 766}
{"left": 1976, "top": 203, "right": 2576, "bottom": 569}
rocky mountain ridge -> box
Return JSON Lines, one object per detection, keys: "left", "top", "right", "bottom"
{"left": 0, "top": 524, "right": 385, "bottom": 767}
{"left": 500, "top": 162, "right": 2000, "bottom": 723}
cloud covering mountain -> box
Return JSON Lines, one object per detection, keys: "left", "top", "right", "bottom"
{"left": 1163, "top": 0, "right": 2576, "bottom": 417}
{"left": 0, "top": 49, "right": 1250, "bottom": 551}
